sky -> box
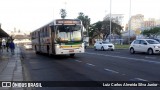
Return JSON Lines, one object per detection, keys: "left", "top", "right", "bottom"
{"left": 0, "top": 0, "right": 160, "bottom": 33}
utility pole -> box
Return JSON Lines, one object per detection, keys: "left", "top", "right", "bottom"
{"left": 128, "top": 0, "right": 132, "bottom": 44}
{"left": 109, "top": 0, "right": 112, "bottom": 42}
{"left": 64, "top": 1, "right": 67, "bottom": 10}
{"left": 53, "top": 8, "right": 54, "bottom": 20}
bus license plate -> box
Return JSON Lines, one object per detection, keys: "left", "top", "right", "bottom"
{"left": 69, "top": 50, "right": 74, "bottom": 52}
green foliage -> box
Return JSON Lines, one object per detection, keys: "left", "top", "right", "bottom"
{"left": 141, "top": 30, "right": 150, "bottom": 37}
{"left": 89, "top": 21, "right": 103, "bottom": 39}
{"left": 115, "top": 44, "right": 130, "bottom": 49}
{"left": 102, "top": 21, "right": 122, "bottom": 38}
{"left": 141, "top": 27, "right": 160, "bottom": 37}
{"left": 77, "top": 12, "right": 122, "bottom": 39}
{"left": 60, "top": 9, "right": 67, "bottom": 19}
{"left": 89, "top": 20, "right": 122, "bottom": 39}
{"left": 77, "top": 12, "right": 90, "bottom": 35}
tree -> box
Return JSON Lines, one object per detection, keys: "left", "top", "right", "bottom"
{"left": 90, "top": 21, "right": 103, "bottom": 39}
{"left": 101, "top": 20, "right": 122, "bottom": 40}
{"left": 141, "top": 30, "right": 150, "bottom": 37}
{"left": 60, "top": 9, "right": 67, "bottom": 19}
{"left": 141, "top": 27, "right": 160, "bottom": 38}
{"left": 77, "top": 12, "right": 90, "bottom": 36}
{"left": 89, "top": 20, "right": 122, "bottom": 40}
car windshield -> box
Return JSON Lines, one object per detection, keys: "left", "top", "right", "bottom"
{"left": 146, "top": 40, "right": 160, "bottom": 44}
{"left": 154, "top": 39, "right": 160, "bottom": 42}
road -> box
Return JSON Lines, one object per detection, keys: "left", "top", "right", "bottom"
{"left": 20, "top": 48, "right": 160, "bottom": 90}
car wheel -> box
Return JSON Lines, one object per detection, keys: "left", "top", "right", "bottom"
{"left": 94, "top": 46, "right": 97, "bottom": 51}
{"left": 101, "top": 47, "right": 104, "bottom": 51}
{"left": 147, "top": 48, "right": 153, "bottom": 55}
{"left": 130, "top": 48, "right": 135, "bottom": 54}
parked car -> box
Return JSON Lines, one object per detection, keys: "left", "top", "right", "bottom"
{"left": 94, "top": 41, "right": 114, "bottom": 51}
{"left": 129, "top": 39, "right": 160, "bottom": 55}
{"left": 153, "top": 38, "right": 160, "bottom": 43}
{"left": 24, "top": 42, "right": 32, "bottom": 50}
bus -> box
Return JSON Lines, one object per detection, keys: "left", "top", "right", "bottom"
{"left": 31, "top": 19, "right": 85, "bottom": 57}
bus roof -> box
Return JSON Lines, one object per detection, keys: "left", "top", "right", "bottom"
{"left": 31, "top": 19, "right": 82, "bottom": 33}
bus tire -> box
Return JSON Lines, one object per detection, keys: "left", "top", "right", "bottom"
{"left": 70, "top": 54, "right": 75, "bottom": 57}
{"left": 47, "top": 45, "right": 50, "bottom": 55}
{"left": 35, "top": 46, "right": 38, "bottom": 54}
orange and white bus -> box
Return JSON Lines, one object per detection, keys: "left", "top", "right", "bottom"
{"left": 31, "top": 19, "right": 85, "bottom": 57}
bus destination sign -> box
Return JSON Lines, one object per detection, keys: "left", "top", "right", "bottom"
{"left": 56, "top": 20, "right": 81, "bottom": 24}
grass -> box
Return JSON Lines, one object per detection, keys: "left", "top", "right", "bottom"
{"left": 115, "top": 44, "right": 130, "bottom": 49}
{"left": 87, "top": 44, "right": 130, "bottom": 49}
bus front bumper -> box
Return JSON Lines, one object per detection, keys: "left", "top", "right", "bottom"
{"left": 55, "top": 48, "right": 85, "bottom": 55}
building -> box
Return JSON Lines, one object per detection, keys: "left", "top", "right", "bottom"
{"left": 9, "top": 28, "right": 31, "bottom": 45}
{"left": 141, "top": 18, "right": 157, "bottom": 30}
{"left": 103, "top": 14, "right": 125, "bottom": 31}
{"left": 126, "top": 14, "right": 144, "bottom": 35}
{"left": 155, "top": 19, "right": 160, "bottom": 27}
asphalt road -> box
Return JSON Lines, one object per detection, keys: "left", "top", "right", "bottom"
{"left": 20, "top": 48, "right": 160, "bottom": 90}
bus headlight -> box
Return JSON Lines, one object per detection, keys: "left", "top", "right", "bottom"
{"left": 82, "top": 43, "right": 84, "bottom": 47}
{"left": 56, "top": 45, "right": 60, "bottom": 48}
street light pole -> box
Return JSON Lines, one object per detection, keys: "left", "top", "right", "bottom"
{"left": 109, "top": 0, "right": 112, "bottom": 42}
{"left": 64, "top": 1, "right": 67, "bottom": 10}
{"left": 53, "top": 8, "right": 55, "bottom": 20}
{"left": 128, "top": 0, "right": 131, "bottom": 44}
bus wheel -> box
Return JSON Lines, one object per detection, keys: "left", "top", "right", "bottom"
{"left": 47, "top": 45, "right": 50, "bottom": 56}
{"left": 35, "top": 46, "right": 38, "bottom": 54}
{"left": 70, "top": 54, "right": 75, "bottom": 57}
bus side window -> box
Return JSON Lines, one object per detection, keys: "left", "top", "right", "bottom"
{"left": 50, "top": 26, "right": 54, "bottom": 32}
{"left": 46, "top": 26, "right": 49, "bottom": 36}
{"left": 44, "top": 27, "right": 47, "bottom": 37}
{"left": 42, "top": 28, "right": 45, "bottom": 37}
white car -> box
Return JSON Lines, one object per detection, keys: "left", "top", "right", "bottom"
{"left": 94, "top": 41, "right": 114, "bottom": 51}
{"left": 129, "top": 39, "right": 160, "bottom": 55}
{"left": 24, "top": 43, "right": 32, "bottom": 50}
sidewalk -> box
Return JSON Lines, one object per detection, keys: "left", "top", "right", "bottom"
{"left": 0, "top": 46, "right": 24, "bottom": 90}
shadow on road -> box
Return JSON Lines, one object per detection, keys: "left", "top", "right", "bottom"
{"left": 35, "top": 53, "right": 77, "bottom": 60}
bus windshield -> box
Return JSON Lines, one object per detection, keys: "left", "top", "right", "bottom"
{"left": 56, "top": 25, "right": 82, "bottom": 42}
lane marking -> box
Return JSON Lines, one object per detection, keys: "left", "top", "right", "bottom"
{"left": 145, "top": 56, "right": 156, "bottom": 59}
{"left": 135, "top": 78, "right": 148, "bottom": 81}
{"left": 86, "top": 63, "right": 95, "bottom": 67}
{"left": 104, "top": 55, "right": 160, "bottom": 64}
{"left": 113, "top": 52, "right": 120, "bottom": 53}
{"left": 130, "top": 78, "right": 148, "bottom": 81}
{"left": 86, "top": 52, "right": 160, "bottom": 64}
{"left": 104, "top": 68, "right": 119, "bottom": 74}
{"left": 85, "top": 52, "right": 97, "bottom": 55}
{"left": 97, "top": 54, "right": 103, "bottom": 55}
{"left": 75, "top": 60, "right": 82, "bottom": 62}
